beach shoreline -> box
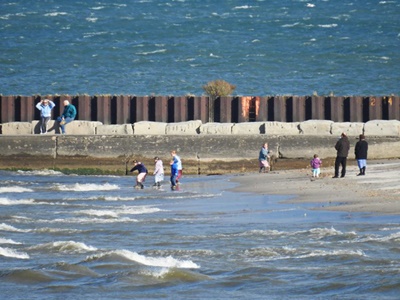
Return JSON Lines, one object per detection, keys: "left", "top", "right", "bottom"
{"left": 230, "top": 159, "right": 400, "bottom": 215}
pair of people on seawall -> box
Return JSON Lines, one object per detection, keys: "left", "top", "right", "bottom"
{"left": 36, "top": 99, "right": 77, "bottom": 134}
{"left": 129, "top": 150, "right": 183, "bottom": 190}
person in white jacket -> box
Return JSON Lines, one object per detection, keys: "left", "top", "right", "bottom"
{"left": 153, "top": 157, "right": 164, "bottom": 187}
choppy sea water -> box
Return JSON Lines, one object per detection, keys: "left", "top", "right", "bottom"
{"left": 0, "top": 170, "right": 399, "bottom": 299}
{"left": 1, "top": 0, "right": 399, "bottom": 96}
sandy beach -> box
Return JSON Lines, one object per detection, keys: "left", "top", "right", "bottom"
{"left": 231, "top": 159, "right": 400, "bottom": 215}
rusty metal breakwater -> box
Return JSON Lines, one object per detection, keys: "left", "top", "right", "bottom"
{"left": 1, "top": 95, "right": 399, "bottom": 125}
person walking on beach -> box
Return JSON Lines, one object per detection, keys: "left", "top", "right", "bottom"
{"left": 130, "top": 160, "right": 148, "bottom": 189}
{"left": 355, "top": 134, "right": 368, "bottom": 176}
{"left": 310, "top": 154, "right": 322, "bottom": 178}
{"left": 153, "top": 157, "right": 164, "bottom": 187}
{"left": 258, "top": 142, "right": 270, "bottom": 173}
{"left": 57, "top": 100, "right": 77, "bottom": 134}
{"left": 170, "top": 150, "right": 179, "bottom": 190}
{"left": 36, "top": 98, "right": 55, "bottom": 134}
{"left": 333, "top": 132, "right": 350, "bottom": 178}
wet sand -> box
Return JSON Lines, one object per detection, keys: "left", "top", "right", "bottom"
{"left": 230, "top": 159, "right": 400, "bottom": 215}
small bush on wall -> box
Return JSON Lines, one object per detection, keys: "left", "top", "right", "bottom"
{"left": 202, "top": 79, "right": 236, "bottom": 98}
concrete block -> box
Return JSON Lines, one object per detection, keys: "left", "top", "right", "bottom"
{"left": 364, "top": 120, "right": 400, "bottom": 136}
{"left": 299, "top": 120, "right": 333, "bottom": 135}
{"left": 264, "top": 121, "right": 300, "bottom": 136}
{"left": 231, "top": 122, "right": 265, "bottom": 134}
{"left": 331, "top": 122, "right": 364, "bottom": 137}
{"left": 199, "top": 123, "right": 233, "bottom": 134}
{"left": 64, "top": 121, "right": 103, "bottom": 135}
{"left": 96, "top": 124, "right": 134, "bottom": 135}
{"left": 166, "top": 120, "right": 202, "bottom": 135}
{"left": 134, "top": 121, "right": 167, "bottom": 135}
{"left": 32, "top": 120, "right": 59, "bottom": 134}
{"left": 2, "top": 122, "right": 32, "bottom": 135}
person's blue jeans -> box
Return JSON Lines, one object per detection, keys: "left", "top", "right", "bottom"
{"left": 57, "top": 117, "right": 74, "bottom": 134}
{"left": 170, "top": 171, "right": 178, "bottom": 186}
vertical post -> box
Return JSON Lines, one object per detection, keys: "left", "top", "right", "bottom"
{"left": 116, "top": 95, "right": 131, "bottom": 124}
{"left": 368, "top": 96, "right": 382, "bottom": 120}
{"left": 311, "top": 96, "right": 325, "bottom": 119}
{"left": 193, "top": 96, "right": 209, "bottom": 123}
{"left": 387, "top": 96, "right": 400, "bottom": 120}
{"left": 20, "top": 96, "right": 35, "bottom": 122}
{"left": 78, "top": 95, "right": 91, "bottom": 121}
{"left": 274, "top": 96, "right": 287, "bottom": 122}
{"left": 1, "top": 95, "right": 15, "bottom": 122}
{"left": 174, "top": 96, "right": 188, "bottom": 122}
{"left": 349, "top": 96, "right": 363, "bottom": 122}
{"left": 220, "top": 96, "right": 233, "bottom": 123}
{"left": 238, "top": 96, "right": 251, "bottom": 122}
{"left": 292, "top": 96, "right": 306, "bottom": 122}
{"left": 96, "top": 95, "right": 111, "bottom": 124}
{"left": 256, "top": 96, "right": 268, "bottom": 121}
{"left": 154, "top": 96, "right": 168, "bottom": 122}
{"left": 136, "top": 96, "right": 149, "bottom": 122}
{"left": 330, "top": 96, "right": 344, "bottom": 122}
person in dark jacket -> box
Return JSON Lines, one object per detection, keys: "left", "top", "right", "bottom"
{"left": 333, "top": 132, "right": 350, "bottom": 178}
{"left": 130, "top": 160, "right": 148, "bottom": 189}
{"left": 57, "top": 100, "right": 77, "bottom": 134}
{"left": 355, "top": 134, "right": 368, "bottom": 176}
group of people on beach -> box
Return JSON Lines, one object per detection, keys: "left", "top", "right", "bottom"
{"left": 129, "top": 150, "right": 183, "bottom": 190}
{"left": 258, "top": 132, "right": 369, "bottom": 179}
{"left": 35, "top": 98, "right": 76, "bottom": 134}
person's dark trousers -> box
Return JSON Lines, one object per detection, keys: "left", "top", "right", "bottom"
{"left": 334, "top": 156, "right": 347, "bottom": 177}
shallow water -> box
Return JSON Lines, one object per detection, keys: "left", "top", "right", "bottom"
{"left": 0, "top": 170, "right": 399, "bottom": 299}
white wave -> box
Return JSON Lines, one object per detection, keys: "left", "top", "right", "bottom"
{"left": 0, "top": 197, "right": 42, "bottom": 205}
{"left": 86, "top": 17, "right": 98, "bottom": 23}
{"left": 296, "top": 249, "right": 365, "bottom": 259}
{"left": 0, "top": 247, "right": 29, "bottom": 259}
{"left": 0, "top": 238, "right": 22, "bottom": 245}
{"left": 29, "top": 241, "right": 97, "bottom": 253}
{"left": 91, "top": 6, "right": 105, "bottom": 10}
{"left": 88, "top": 249, "right": 200, "bottom": 269}
{"left": 233, "top": 5, "right": 253, "bottom": 10}
{"left": 307, "top": 3, "right": 315, "bottom": 8}
{"left": 0, "top": 223, "right": 30, "bottom": 232}
{"left": 318, "top": 24, "right": 338, "bottom": 28}
{"left": 47, "top": 217, "right": 137, "bottom": 224}
{"left": 17, "top": 169, "right": 64, "bottom": 176}
{"left": 119, "top": 206, "right": 162, "bottom": 215}
{"left": 44, "top": 12, "right": 68, "bottom": 17}
{"left": 282, "top": 22, "right": 300, "bottom": 28}
{"left": 0, "top": 186, "right": 33, "bottom": 193}
{"left": 136, "top": 49, "right": 167, "bottom": 55}
{"left": 55, "top": 183, "right": 119, "bottom": 192}
{"left": 35, "top": 227, "right": 83, "bottom": 234}
{"left": 75, "top": 209, "right": 119, "bottom": 218}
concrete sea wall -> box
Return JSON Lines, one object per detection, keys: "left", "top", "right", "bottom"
{"left": 0, "top": 120, "right": 399, "bottom": 174}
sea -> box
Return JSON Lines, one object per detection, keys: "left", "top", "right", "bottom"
{"left": 0, "top": 0, "right": 399, "bottom": 97}
{"left": 0, "top": 169, "right": 399, "bottom": 299}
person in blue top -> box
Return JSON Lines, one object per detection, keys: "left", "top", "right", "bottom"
{"left": 170, "top": 150, "right": 179, "bottom": 190}
{"left": 258, "top": 142, "right": 270, "bottom": 173}
{"left": 36, "top": 98, "right": 55, "bottom": 134}
{"left": 57, "top": 100, "right": 77, "bottom": 134}
{"left": 130, "top": 160, "right": 148, "bottom": 189}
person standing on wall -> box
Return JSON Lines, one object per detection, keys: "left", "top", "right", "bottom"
{"left": 36, "top": 98, "right": 55, "bottom": 134}
{"left": 333, "top": 132, "right": 350, "bottom": 178}
{"left": 355, "top": 134, "right": 368, "bottom": 176}
{"left": 57, "top": 100, "right": 77, "bottom": 134}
